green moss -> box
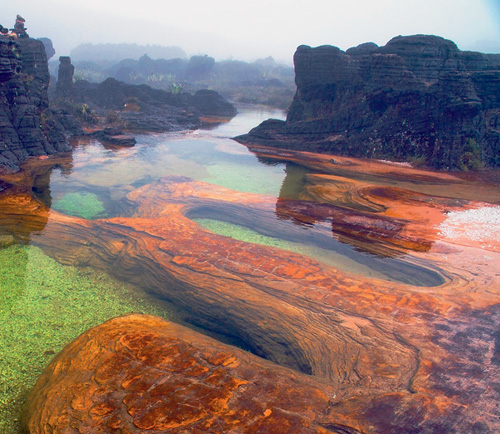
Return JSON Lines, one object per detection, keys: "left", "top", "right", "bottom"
{"left": 53, "top": 192, "right": 106, "bottom": 219}
{"left": 458, "top": 138, "right": 483, "bottom": 171}
{"left": 0, "top": 244, "right": 170, "bottom": 433}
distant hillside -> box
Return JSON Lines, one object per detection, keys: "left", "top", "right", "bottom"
{"left": 70, "top": 43, "right": 186, "bottom": 63}
{"left": 68, "top": 54, "right": 296, "bottom": 109}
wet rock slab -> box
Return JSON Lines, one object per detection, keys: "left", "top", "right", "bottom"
{"left": 1, "top": 150, "right": 498, "bottom": 433}
{"left": 23, "top": 314, "right": 333, "bottom": 434}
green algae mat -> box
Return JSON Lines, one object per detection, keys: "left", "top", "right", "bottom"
{"left": 52, "top": 191, "right": 107, "bottom": 219}
{"left": 0, "top": 244, "right": 170, "bottom": 433}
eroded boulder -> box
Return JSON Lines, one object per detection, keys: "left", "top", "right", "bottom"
{"left": 23, "top": 314, "right": 332, "bottom": 433}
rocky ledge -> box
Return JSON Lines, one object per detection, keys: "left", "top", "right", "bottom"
{"left": 69, "top": 75, "right": 237, "bottom": 132}
{"left": 236, "top": 35, "right": 500, "bottom": 170}
{"left": 51, "top": 53, "right": 237, "bottom": 133}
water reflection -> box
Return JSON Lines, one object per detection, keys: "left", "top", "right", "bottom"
{"left": 187, "top": 202, "right": 444, "bottom": 287}
{"left": 5, "top": 107, "right": 443, "bottom": 287}
{"left": 32, "top": 160, "right": 74, "bottom": 211}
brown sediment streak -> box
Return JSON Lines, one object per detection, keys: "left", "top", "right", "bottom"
{"left": 2, "top": 150, "right": 499, "bottom": 433}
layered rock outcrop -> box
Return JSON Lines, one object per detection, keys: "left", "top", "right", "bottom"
{"left": 0, "top": 37, "right": 69, "bottom": 171}
{"left": 237, "top": 35, "right": 500, "bottom": 170}
{"left": 71, "top": 77, "right": 236, "bottom": 131}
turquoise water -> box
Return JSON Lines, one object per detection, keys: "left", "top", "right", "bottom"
{"left": 32, "top": 107, "right": 440, "bottom": 285}
{"left": 43, "top": 108, "right": 289, "bottom": 213}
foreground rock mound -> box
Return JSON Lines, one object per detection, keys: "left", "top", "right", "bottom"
{"left": 237, "top": 35, "right": 500, "bottom": 170}
{"left": 24, "top": 314, "right": 332, "bottom": 433}
{"left": 0, "top": 37, "right": 69, "bottom": 171}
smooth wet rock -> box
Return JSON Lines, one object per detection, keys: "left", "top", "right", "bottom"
{"left": 23, "top": 314, "right": 333, "bottom": 433}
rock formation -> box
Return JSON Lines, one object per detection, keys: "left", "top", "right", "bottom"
{"left": 71, "top": 77, "right": 236, "bottom": 131}
{"left": 12, "top": 15, "right": 28, "bottom": 38}
{"left": 36, "top": 37, "right": 55, "bottom": 60}
{"left": 237, "top": 35, "right": 500, "bottom": 170}
{"left": 189, "top": 89, "right": 238, "bottom": 117}
{"left": 0, "top": 36, "right": 69, "bottom": 172}
{"left": 0, "top": 148, "right": 497, "bottom": 432}
{"left": 89, "top": 127, "right": 137, "bottom": 146}
{"left": 55, "top": 56, "right": 74, "bottom": 99}
{"left": 24, "top": 314, "right": 335, "bottom": 433}
{"left": 48, "top": 57, "right": 236, "bottom": 138}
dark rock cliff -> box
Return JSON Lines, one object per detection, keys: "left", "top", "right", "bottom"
{"left": 0, "top": 37, "right": 69, "bottom": 172}
{"left": 237, "top": 35, "right": 500, "bottom": 170}
{"left": 71, "top": 77, "right": 236, "bottom": 131}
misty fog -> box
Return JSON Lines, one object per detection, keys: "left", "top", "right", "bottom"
{"left": 2, "top": 0, "right": 500, "bottom": 62}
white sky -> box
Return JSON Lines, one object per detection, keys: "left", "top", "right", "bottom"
{"left": 3, "top": 0, "right": 500, "bottom": 62}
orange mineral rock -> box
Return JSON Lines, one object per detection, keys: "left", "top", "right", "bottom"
{"left": 23, "top": 314, "right": 334, "bottom": 434}
{"left": 1, "top": 147, "right": 498, "bottom": 433}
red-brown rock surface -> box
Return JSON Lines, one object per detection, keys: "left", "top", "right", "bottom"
{"left": 24, "top": 314, "right": 336, "bottom": 434}
{"left": 0, "top": 148, "right": 498, "bottom": 433}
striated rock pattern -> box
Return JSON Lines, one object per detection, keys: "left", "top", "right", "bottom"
{"left": 0, "top": 37, "right": 69, "bottom": 171}
{"left": 237, "top": 35, "right": 500, "bottom": 170}
{"left": 1, "top": 149, "right": 497, "bottom": 432}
